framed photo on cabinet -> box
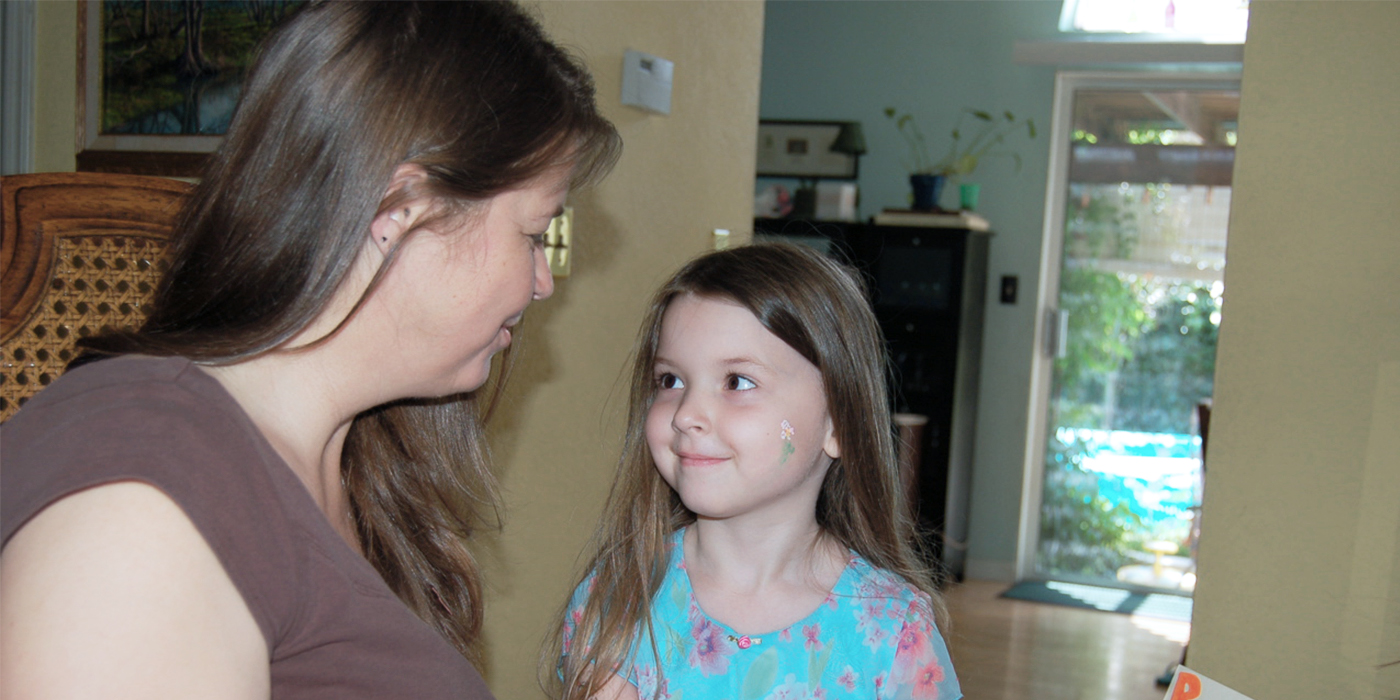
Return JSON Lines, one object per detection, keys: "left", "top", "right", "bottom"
{"left": 756, "top": 120, "right": 859, "bottom": 179}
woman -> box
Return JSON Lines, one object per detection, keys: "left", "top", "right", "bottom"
{"left": 0, "top": 2, "right": 619, "bottom": 698}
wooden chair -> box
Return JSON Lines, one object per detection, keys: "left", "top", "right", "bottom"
{"left": 1, "top": 172, "right": 191, "bottom": 421}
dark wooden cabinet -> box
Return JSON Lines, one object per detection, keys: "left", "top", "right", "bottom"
{"left": 755, "top": 219, "right": 989, "bottom": 579}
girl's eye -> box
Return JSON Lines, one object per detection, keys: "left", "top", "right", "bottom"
{"left": 528, "top": 233, "right": 547, "bottom": 248}
{"left": 726, "top": 375, "right": 756, "bottom": 391}
{"left": 658, "top": 373, "right": 684, "bottom": 390}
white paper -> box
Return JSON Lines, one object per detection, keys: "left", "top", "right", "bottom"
{"left": 1163, "top": 666, "right": 1257, "bottom": 700}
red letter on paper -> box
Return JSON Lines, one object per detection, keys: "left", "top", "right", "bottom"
{"left": 1171, "top": 671, "right": 1202, "bottom": 700}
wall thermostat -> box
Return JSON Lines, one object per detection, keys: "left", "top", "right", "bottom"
{"left": 621, "top": 49, "right": 673, "bottom": 115}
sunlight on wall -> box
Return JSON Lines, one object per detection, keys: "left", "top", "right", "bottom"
{"left": 1061, "top": 0, "right": 1249, "bottom": 42}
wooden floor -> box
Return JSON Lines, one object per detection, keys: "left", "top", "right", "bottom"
{"left": 942, "top": 580, "right": 1188, "bottom": 700}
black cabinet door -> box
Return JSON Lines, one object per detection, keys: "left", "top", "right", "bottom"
{"left": 753, "top": 219, "right": 988, "bottom": 578}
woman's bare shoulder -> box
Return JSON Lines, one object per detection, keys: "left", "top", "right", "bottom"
{"left": 1, "top": 481, "right": 269, "bottom": 700}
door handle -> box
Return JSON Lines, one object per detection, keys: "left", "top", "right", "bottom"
{"left": 1044, "top": 308, "right": 1069, "bottom": 359}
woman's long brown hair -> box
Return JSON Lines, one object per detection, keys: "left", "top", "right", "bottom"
{"left": 80, "top": 0, "right": 620, "bottom": 659}
{"left": 549, "top": 243, "right": 944, "bottom": 699}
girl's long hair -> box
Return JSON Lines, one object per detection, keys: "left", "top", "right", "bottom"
{"left": 549, "top": 243, "right": 944, "bottom": 699}
{"left": 79, "top": 0, "right": 620, "bottom": 659}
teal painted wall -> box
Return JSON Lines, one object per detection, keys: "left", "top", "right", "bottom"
{"left": 761, "top": 1, "right": 1062, "bottom": 574}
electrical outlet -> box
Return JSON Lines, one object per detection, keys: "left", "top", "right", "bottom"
{"left": 544, "top": 206, "right": 573, "bottom": 277}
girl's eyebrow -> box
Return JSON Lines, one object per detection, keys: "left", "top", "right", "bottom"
{"left": 652, "top": 355, "right": 770, "bottom": 371}
{"left": 720, "top": 356, "right": 770, "bottom": 371}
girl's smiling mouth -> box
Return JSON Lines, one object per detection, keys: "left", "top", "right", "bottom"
{"left": 676, "top": 451, "right": 728, "bottom": 467}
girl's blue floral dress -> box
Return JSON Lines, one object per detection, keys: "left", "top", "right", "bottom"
{"left": 563, "top": 529, "right": 961, "bottom": 700}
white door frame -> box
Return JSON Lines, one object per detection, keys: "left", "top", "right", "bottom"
{"left": 1016, "top": 70, "right": 1242, "bottom": 581}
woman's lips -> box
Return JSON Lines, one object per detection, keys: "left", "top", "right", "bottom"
{"left": 499, "top": 312, "right": 526, "bottom": 345}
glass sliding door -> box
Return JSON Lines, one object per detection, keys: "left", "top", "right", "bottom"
{"left": 1029, "top": 75, "right": 1239, "bottom": 592}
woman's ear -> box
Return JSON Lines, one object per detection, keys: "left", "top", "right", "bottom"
{"left": 368, "top": 205, "right": 416, "bottom": 256}
{"left": 368, "top": 164, "right": 429, "bottom": 255}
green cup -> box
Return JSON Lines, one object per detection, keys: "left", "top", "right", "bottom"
{"left": 959, "top": 183, "right": 981, "bottom": 211}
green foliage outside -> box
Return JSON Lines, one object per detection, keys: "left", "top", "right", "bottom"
{"left": 1114, "top": 282, "right": 1219, "bottom": 433}
{"left": 1056, "top": 183, "right": 1222, "bottom": 435}
{"left": 1039, "top": 434, "right": 1143, "bottom": 578}
{"left": 1038, "top": 182, "right": 1222, "bottom": 579}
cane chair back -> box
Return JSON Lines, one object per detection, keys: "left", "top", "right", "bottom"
{"left": 1, "top": 172, "right": 191, "bottom": 421}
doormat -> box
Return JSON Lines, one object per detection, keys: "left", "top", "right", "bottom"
{"left": 999, "top": 580, "right": 1193, "bottom": 622}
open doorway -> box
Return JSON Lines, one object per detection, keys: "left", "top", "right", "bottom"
{"left": 1024, "top": 73, "right": 1239, "bottom": 593}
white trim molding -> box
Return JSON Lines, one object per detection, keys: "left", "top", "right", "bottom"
{"left": 965, "top": 558, "right": 1018, "bottom": 583}
{"left": 1014, "top": 40, "right": 1243, "bottom": 68}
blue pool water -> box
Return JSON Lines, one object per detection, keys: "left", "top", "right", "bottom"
{"left": 1054, "top": 428, "right": 1201, "bottom": 524}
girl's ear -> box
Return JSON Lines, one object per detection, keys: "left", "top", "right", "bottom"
{"left": 821, "top": 415, "right": 841, "bottom": 460}
{"left": 368, "top": 164, "right": 429, "bottom": 255}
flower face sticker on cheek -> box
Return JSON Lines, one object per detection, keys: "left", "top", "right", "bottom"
{"left": 780, "top": 420, "right": 795, "bottom": 463}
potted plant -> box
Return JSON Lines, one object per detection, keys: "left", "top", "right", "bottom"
{"left": 884, "top": 106, "right": 1036, "bottom": 210}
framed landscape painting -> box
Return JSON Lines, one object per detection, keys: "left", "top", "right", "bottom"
{"left": 77, "top": 0, "right": 306, "bottom": 176}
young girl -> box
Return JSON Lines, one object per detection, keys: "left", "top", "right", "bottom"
{"left": 554, "top": 243, "right": 961, "bottom": 700}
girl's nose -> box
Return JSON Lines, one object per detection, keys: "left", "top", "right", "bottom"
{"left": 671, "top": 389, "right": 708, "bottom": 433}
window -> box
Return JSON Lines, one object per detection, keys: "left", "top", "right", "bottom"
{"left": 1060, "top": 0, "right": 1249, "bottom": 43}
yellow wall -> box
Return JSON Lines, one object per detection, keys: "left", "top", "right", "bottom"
{"left": 31, "top": 1, "right": 765, "bottom": 697}
{"left": 34, "top": 0, "right": 77, "bottom": 173}
{"left": 1190, "top": 2, "right": 1400, "bottom": 698}
{"left": 481, "top": 2, "right": 763, "bottom": 696}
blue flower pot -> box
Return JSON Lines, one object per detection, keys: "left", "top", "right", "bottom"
{"left": 910, "top": 174, "right": 946, "bottom": 211}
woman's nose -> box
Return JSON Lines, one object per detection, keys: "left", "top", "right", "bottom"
{"left": 532, "top": 246, "right": 555, "bottom": 300}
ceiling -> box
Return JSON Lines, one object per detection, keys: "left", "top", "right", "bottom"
{"left": 1074, "top": 90, "right": 1240, "bottom": 146}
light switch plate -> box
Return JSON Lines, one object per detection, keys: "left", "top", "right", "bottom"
{"left": 544, "top": 206, "right": 573, "bottom": 277}
{"left": 713, "top": 229, "right": 731, "bottom": 251}
{"left": 621, "top": 49, "right": 673, "bottom": 115}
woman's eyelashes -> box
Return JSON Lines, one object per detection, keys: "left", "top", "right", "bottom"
{"left": 527, "top": 232, "right": 547, "bottom": 248}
